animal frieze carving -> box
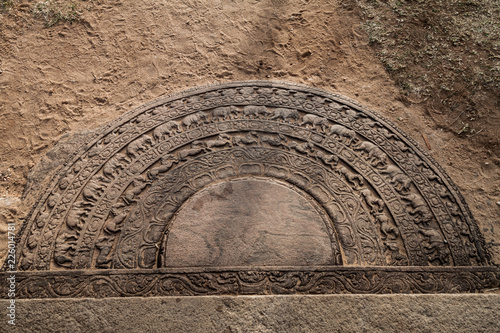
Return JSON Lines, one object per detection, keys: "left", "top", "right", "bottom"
{"left": 5, "top": 81, "right": 496, "bottom": 297}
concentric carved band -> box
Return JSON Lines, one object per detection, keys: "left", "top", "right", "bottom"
{"left": 4, "top": 81, "right": 496, "bottom": 296}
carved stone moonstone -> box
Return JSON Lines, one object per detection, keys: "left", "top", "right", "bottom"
{"left": 2, "top": 81, "right": 498, "bottom": 297}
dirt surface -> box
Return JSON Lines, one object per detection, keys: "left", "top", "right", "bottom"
{"left": 356, "top": 0, "right": 499, "bottom": 155}
{"left": 0, "top": 0, "right": 499, "bottom": 264}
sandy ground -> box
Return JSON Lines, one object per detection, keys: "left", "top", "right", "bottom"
{"left": 0, "top": 0, "right": 498, "bottom": 264}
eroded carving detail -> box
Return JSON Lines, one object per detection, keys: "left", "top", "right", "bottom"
{"left": 5, "top": 81, "right": 495, "bottom": 297}
{"left": 1, "top": 267, "right": 498, "bottom": 298}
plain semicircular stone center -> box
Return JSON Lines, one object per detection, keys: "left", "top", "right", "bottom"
{"left": 163, "top": 177, "right": 336, "bottom": 267}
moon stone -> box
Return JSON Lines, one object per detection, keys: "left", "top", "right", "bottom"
{"left": 5, "top": 81, "right": 497, "bottom": 297}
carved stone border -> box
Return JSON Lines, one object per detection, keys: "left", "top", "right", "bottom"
{"left": 1, "top": 267, "right": 498, "bottom": 298}
{"left": 4, "top": 81, "right": 498, "bottom": 297}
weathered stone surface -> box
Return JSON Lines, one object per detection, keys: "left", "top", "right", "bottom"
{"left": 165, "top": 178, "right": 335, "bottom": 267}
{"left": 1, "top": 295, "right": 499, "bottom": 332}
{"left": 2, "top": 267, "right": 499, "bottom": 298}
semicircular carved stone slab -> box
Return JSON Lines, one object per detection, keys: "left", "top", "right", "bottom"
{"left": 163, "top": 177, "right": 338, "bottom": 268}
{"left": 4, "top": 81, "right": 498, "bottom": 297}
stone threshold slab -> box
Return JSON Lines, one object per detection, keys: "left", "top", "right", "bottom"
{"left": 1, "top": 294, "right": 499, "bottom": 332}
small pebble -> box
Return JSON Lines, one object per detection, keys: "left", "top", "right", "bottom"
{"left": 497, "top": 201, "right": 500, "bottom": 207}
